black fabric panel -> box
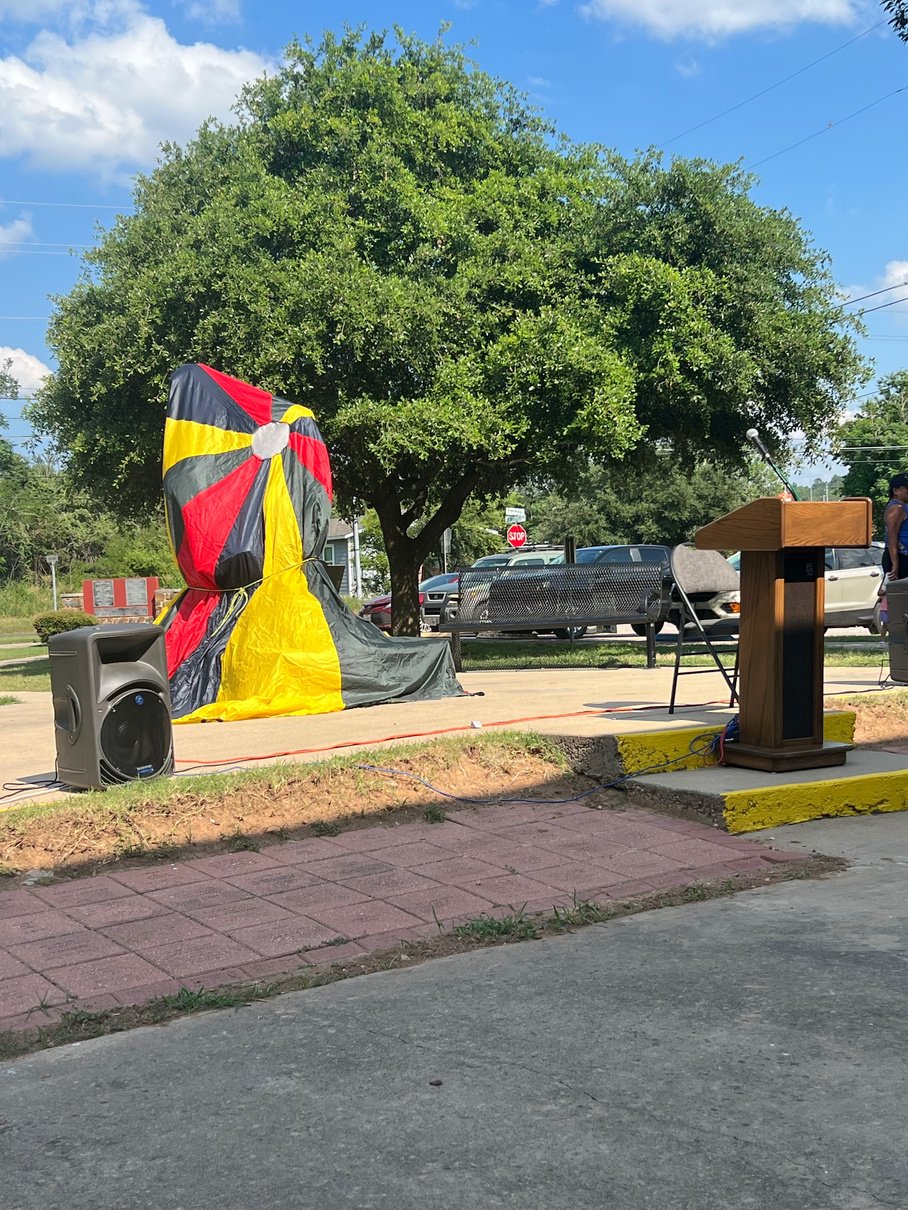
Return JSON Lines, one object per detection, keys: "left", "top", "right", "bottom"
{"left": 168, "top": 589, "right": 255, "bottom": 719}
{"left": 282, "top": 447, "right": 331, "bottom": 558}
{"left": 169, "top": 364, "right": 258, "bottom": 433}
{"left": 781, "top": 550, "right": 818, "bottom": 742}
{"left": 302, "top": 562, "right": 464, "bottom": 708}
{"left": 287, "top": 413, "right": 324, "bottom": 442}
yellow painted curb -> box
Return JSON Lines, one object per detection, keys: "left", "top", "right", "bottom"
{"left": 723, "top": 767, "right": 908, "bottom": 833}
{"left": 615, "top": 711, "right": 856, "bottom": 777}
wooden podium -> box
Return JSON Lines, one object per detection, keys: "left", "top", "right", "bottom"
{"left": 696, "top": 498, "right": 872, "bottom": 772}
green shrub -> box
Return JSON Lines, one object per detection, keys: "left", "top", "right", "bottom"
{"left": 33, "top": 610, "right": 99, "bottom": 644}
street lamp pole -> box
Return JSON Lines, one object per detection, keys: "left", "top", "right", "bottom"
{"left": 45, "top": 554, "right": 59, "bottom": 610}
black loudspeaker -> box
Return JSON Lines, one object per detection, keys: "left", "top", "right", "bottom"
{"left": 49, "top": 624, "right": 174, "bottom": 790}
{"left": 887, "top": 577, "right": 908, "bottom": 684}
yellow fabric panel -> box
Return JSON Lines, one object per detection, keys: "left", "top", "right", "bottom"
{"left": 163, "top": 418, "right": 252, "bottom": 474}
{"left": 278, "top": 403, "right": 316, "bottom": 424}
{"left": 182, "top": 457, "right": 344, "bottom": 721}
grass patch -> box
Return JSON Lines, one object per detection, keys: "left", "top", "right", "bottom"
{"left": 459, "top": 638, "right": 885, "bottom": 672}
{"left": 0, "top": 853, "right": 845, "bottom": 1061}
{"left": 0, "top": 657, "right": 50, "bottom": 693}
{"left": 0, "top": 638, "right": 887, "bottom": 691}
{"left": 453, "top": 908, "right": 541, "bottom": 941}
{"left": 0, "top": 731, "right": 576, "bottom": 879}
{"left": 0, "top": 695, "right": 19, "bottom": 706}
{"left": 0, "top": 645, "right": 43, "bottom": 662}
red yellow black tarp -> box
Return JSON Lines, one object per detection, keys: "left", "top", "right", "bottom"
{"left": 158, "top": 364, "right": 462, "bottom": 721}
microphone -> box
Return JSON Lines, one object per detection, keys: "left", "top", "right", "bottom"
{"left": 745, "top": 428, "right": 800, "bottom": 501}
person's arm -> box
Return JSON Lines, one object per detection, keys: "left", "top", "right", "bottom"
{"left": 885, "top": 502, "right": 902, "bottom": 579}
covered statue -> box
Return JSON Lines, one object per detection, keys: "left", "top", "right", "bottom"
{"left": 158, "top": 363, "right": 462, "bottom": 721}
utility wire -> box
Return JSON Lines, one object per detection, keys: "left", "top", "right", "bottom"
{"left": 856, "top": 294, "right": 908, "bottom": 316}
{"left": 1, "top": 241, "right": 93, "bottom": 250}
{"left": 749, "top": 85, "right": 906, "bottom": 169}
{"left": 0, "top": 198, "right": 124, "bottom": 210}
{"left": 0, "top": 249, "right": 83, "bottom": 256}
{"left": 660, "top": 18, "right": 886, "bottom": 148}
{"left": 843, "top": 280, "right": 908, "bottom": 306}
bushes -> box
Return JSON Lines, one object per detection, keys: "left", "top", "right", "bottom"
{"left": 0, "top": 582, "right": 53, "bottom": 620}
{"left": 33, "top": 610, "right": 99, "bottom": 644}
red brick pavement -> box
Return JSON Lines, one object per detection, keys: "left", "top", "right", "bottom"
{"left": 0, "top": 802, "right": 801, "bottom": 1033}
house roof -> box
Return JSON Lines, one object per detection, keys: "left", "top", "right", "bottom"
{"left": 327, "top": 519, "right": 354, "bottom": 540}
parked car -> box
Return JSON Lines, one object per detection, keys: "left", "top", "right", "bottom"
{"left": 419, "top": 572, "right": 461, "bottom": 630}
{"left": 558, "top": 545, "right": 740, "bottom": 635}
{"left": 452, "top": 543, "right": 737, "bottom": 638}
{"left": 458, "top": 548, "right": 591, "bottom": 639}
{"left": 359, "top": 585, "right": 429, "bottom": 632}
{"left": 728, "top": 544, "right": 884, "bottom": 632}
{"left": 359, "top": 593, "right": 394, "bottom": 631}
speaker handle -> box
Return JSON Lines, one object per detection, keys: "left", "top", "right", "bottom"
{"left": 65, "top": 685, "right": 82, "bottom": 745}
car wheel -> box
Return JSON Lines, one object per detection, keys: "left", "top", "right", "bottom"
{"left": 871, "top": 599, "right": 885, "bottom": 637}
{"left": 630, "top": 621, "right": 665, "bottom": 637}
{"left": 553, "top": 626, "right": 588, "bottom": 640}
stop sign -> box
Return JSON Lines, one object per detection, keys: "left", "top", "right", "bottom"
{"left": 506, "top": 523, "right": 527, "bottom": 548}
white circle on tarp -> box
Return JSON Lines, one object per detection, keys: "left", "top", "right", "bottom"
{"left": 251, "top": 422, "right": 290, "bottom": 460}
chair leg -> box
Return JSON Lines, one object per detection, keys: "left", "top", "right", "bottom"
{"left": 669, "top": 615, "right": 684, "bottom": 714}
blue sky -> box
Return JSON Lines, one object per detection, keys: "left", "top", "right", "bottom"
{"left": 0, "top": 0, "right": 905, "bottom": 484}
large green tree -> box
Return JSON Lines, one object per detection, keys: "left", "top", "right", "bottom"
{"left": 525, "top": 458, "right": 776, "bottom": 548}
{"left": 34, "top": 30, "right": 865, "bottom": 632}
{"left": 837, "top": 370, "right": 908, "bottom": 530}
{"left": 882, "top": 1, "right": 908, "bottom": 40}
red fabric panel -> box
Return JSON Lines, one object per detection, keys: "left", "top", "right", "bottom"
{"left": 176, "top": 456, "right": 261, "bottom": 588}
{"left": 199, "top": 364, "right": 273, "bottom": 426}
{"left": 289, "top": 432, "right": 333, "bottom": 501}
{"left": 163, "top": 589, "right": 219, "bottom": 678}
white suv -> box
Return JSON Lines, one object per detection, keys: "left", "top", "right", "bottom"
{"left": 824, "top": 544, "right": 884, "bottom": 631}
{"left": 729, "top": 545, "right": 884, "bottom": 632}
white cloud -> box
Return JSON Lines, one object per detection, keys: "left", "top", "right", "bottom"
{"left": 676, "top": 57, "right": 701, "bottom": 78}
{"left": 579, "top": 0, "right": 859, "bottom": 39}
{"left": 880, "top": 260, "right": 908, "bottom": 291}
{"left": 0, "top": 346, "right": 51, "bottom": 395}
{"left": 0, "top": 11, "right": 269, "bottom": 175}
{"left": 0, "top": 215, "right": 35, "bottom": 258}
{"left": 843, "top": 260, "right": 908, "bottom": 303}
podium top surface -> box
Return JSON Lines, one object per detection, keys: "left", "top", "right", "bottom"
{"left": 695, "top": 497, "right": 872, "bottom": 552}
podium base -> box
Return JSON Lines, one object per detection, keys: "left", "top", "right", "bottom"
{"left": 723, "top": 741, "right": 851, "bottom": 774}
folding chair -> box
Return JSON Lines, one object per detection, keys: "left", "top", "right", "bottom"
{"left": 668, "top": 544, "right": 740, "bottom": 714}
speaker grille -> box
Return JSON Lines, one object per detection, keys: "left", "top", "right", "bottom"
{"left": 99, "top": 689, "right": 172, "bottom": 785}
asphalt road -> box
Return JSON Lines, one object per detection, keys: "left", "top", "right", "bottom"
{"left": 2, "top": 814, "right": 907, "bottom": 1210}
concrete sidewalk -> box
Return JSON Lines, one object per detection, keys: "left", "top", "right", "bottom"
{"left": 0, "top": 798, "right": 803, "bottom": 1034}
{"left": 5, "top": 814, "right": 908, "bottom": 1209}
{"left": 1, "top": 664, "right": 889, "bottom": 803}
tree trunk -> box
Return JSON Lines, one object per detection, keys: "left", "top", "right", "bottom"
{"left": 388, "top": 547, "right": 422, "bottom": 636}
{"left": 376, "top": 471, "right": 486, "bottom": 636}
{"left": 380, "top": 520, "right": 424, "bottom": 636}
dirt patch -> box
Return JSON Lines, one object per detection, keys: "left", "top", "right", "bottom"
{"left": 0, "top": 733, "right": 612, "bottom": 882}
{"left": 826, "top": 690, "right": 908, "bottom": 748}
{"left": 0, "top": 853, "right": 845, "bottom": 1062}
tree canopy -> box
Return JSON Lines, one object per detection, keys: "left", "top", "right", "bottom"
{"left": 882, "top": 1, "right": 908, "bottom": 41}
{"left": 34, "top": 29, "right": 866, "bottom": 630}
{"left": 837, "top": 370, "right": 908, "bottom": 529}
{"left": 525, "top": 458, "right": 776, "bottom": 549}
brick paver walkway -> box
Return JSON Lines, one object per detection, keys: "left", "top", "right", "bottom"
{"left": 0, "top": 802, "right": 800, "bottom": 1033}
